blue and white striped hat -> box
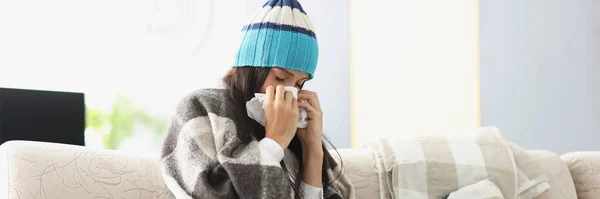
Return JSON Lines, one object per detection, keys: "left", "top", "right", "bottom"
{"left": 233, "top": 0, "right": 319, "bottom": 78}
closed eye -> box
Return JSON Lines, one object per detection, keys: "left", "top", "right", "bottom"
{"left": 275, "top": 77, "right": 285, "bottom": 82}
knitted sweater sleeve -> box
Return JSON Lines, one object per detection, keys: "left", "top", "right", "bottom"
{"left": 160, "top": 89, "right": 294, "bottom": 198}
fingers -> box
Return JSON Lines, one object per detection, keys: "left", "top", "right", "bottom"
{"left": 298, "top": 90, "right": 321, "bottom": 111}
{"left": 265, "top": 86, "right": 275, "bottom": 102}
{"left": 284, "top": 90, "right": 294, "bottom": 105}
{"left": 275, "top": 85, "right": 286, "bottom": 102}
{"left": 298, "top": 102, "right": 321, "bottom": 117}
{"left": 292, "top": 96, "right": 299, "bottom": 109}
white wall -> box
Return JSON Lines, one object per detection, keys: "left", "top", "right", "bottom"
{"left": 246, "top": 0, "right": 351, "bottom": 148}
{"left": 350, "top": 1, "right": 480, "bottom": 146}
{"left": 480, "top": 1, "right": 600, "bottom": 154}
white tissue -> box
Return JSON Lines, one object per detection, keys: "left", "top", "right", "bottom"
{"left": 246, "top": 86, "right": 309, "bottom": 128}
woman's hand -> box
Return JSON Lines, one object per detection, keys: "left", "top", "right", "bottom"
{"left": 296, "top": 90, "right": 323, "bottom": 154}
{"left": 264, "top": 85, "right": 299, "bottom": 149}
{"left": 296, "top": 90, "right": 324, "bottom": 188}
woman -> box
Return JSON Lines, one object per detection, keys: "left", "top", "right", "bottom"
{"left": 160, "top": 0, "right": 354, "bottom": 198}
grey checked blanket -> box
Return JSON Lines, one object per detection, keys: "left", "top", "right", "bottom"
{"left": 160, "top": 89, "right": 354, "bottom": 198}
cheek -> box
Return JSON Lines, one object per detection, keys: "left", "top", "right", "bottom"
{"left": 260, "top": 78, "right": 277, "bottom": 93}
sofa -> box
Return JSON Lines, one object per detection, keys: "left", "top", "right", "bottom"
{"left": 1, "top": 140, "right": 599, "bottom": 199}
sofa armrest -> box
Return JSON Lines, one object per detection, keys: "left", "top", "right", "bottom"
{"left": 561, "top": 152, "right": 600, "bottom": 199}
{"left": 336, "top": 148, "right": 380, "bottom": 199}
{"left": 0, "top": 141, "right": 165, "bottom": 199}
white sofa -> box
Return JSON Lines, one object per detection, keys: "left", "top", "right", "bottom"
{"left": 1, "top": 140, "right": 599, "bottom": 199}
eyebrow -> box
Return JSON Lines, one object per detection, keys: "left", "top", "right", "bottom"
{"left": 280, "top": 68, "right": 294, "bottom": 76}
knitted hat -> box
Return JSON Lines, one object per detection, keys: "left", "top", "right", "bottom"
{"left": 233, "top": 0, "right": 319, "bottom": 78}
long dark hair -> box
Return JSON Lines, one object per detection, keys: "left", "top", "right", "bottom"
{"left": 223, "top": 67, "right": 343, "bottom": 198}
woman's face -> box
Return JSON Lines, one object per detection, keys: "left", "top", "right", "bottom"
{"left": 260, "top": 67, "right": 310, "bottom": 93}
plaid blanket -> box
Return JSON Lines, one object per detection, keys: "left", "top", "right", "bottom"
{"left": 160, "top": 89, "right": 354, "bottom": 198}
{"left": 365, "top": 127, "right": 550, "bottom": 199}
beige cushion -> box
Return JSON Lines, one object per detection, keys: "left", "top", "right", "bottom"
{"left": 336, "top": 148, "right": 380, "bottom": 199}
{"left": 508, "top": 144, "right": 558, "bottom": 199}
{"left": 0, "top": 141, "right": 166, "bottom": 199}
{"left": 525, "top": 150, "right": 577, "bottom": 199}
{"left": 561, "top": 152, "right": 600, "bottom": 199}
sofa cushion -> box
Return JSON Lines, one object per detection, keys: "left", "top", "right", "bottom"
{"left": 561, "top": 152, "right": 600, "bottom": 199}
{"left": 515, "top": 150, "right": 577, "bottom": 199}
{"left": 0, "top": 141, "right": 166, "bottom": 199}
{"left": 509, "top": 144, "right": 566, "bottom": 199}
